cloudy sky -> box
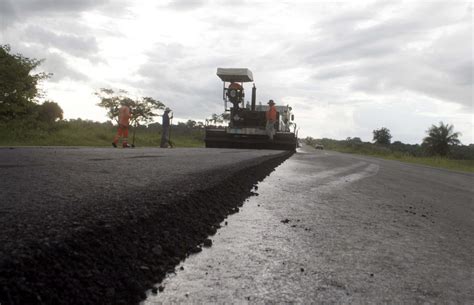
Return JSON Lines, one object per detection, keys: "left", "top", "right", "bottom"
{"left": 1, "top": 0, "right": 472, "bottom": 144}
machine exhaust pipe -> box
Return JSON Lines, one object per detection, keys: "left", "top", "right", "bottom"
{"left": 251, "top": 83, "right": 256, "bottom": 111}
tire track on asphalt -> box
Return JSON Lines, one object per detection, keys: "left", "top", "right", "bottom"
{"left": 310, "top": 163, "right": 380, "bottom": 193}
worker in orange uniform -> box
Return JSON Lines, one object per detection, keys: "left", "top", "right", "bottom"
{"left": 228, "top": 82, "right": 243, "bottom": 90}
{"left": 112, "top": 101, "right": 132, "bottom": 148}
{"left": 266, "top": 99, "right": 277, "bottom": 141}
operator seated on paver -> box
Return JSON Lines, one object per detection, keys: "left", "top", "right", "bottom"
{"left": 112, "top": 101, "right": 132, "bottom": 148}
{"left": 266, "top": 99, "right": 277, "bottom": 141}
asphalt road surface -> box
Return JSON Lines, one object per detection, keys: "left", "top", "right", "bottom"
{"left": 0, "top": 147, "right": 291, "bottom": 304}
{"left": 0, "top": 147, "right": 287, "bottom": 248}
{"left": 145, "top": 145, "right": 474, "bottom": 304}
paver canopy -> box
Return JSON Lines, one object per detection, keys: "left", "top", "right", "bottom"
{"left": 216, "top": 68, "right": 254, "bottom": 83}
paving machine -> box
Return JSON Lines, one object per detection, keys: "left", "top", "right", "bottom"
{"left": 204, "top": 68, "right": 298, "bottom": 150}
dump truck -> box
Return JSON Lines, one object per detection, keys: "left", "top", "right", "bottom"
{"left": 204, "top": 68, "right": 298, "bottom": 150}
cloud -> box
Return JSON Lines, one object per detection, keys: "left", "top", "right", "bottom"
{"left": 134, "top": 42, "right": 225, "bottom": 119}
{"left": 165, "top": 0, "right": 207, "bottom": 11}
{"left": 24, "top": 26, "right": 100, "bottom": 60}
{"left": 7, "top": 44, "right": 89, "bottom": 82}
{"left": 346, "top": 24, "right": 472, "bottom": 109}
{"left": 131, "top": 0, "right": 472, "bottom": 129}
{"left": 296, "top": 1, "right": 473, "bottom": 110}
{"left": 11, "top": 0, "right": 107, "bottom": 11}
{"left": 0, "top": 0, "right": 109, "bottom": 27}
{"left": 0, "top": 1, "right": 16, "bottom": 26}
{"left": 42, "top": 53, "right": 89, "bottom": 82}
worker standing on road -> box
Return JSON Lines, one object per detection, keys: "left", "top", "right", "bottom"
{"left": 266, "top": 99, "right": 277, "bottom": 141}
{"left": 112, "top": 101, "right": 132, "bottom": 148}
{"left": 160, "top": 107, "right": 173, "bottom": 148}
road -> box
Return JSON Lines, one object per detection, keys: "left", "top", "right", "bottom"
{"left": 144, "top": 145, "right": 474, "bottom": 304}
{"left": 0, "top": 147, "right": 291, "bottom": 305}
{"left": 0, "top": 147, "right": 287, "bottom": 248}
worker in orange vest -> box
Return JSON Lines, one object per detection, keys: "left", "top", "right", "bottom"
{"left": 112, "top": 101, "right": 132, "bottom": 148}
{"left": 266, "top": 99, "right": 277, "bottom": 141}
{"left": 228, "top": 82, "right": 243, "bottom": 90}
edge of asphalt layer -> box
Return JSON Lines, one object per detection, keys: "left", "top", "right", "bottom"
{"left": 0, "top": 150, "right": 293, "bottom": 305}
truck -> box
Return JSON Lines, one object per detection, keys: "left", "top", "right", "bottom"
{"left": 204, "top": 68, "right": 298, "bottom": 150}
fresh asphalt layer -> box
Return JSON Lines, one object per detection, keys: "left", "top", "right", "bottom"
{"left": 0, "top": 147, "right": 287, "bottom": 247}
{"left": 0, "top": 147, "right": 291, "bottom": 305}
{"left": 145, "top": 145, "right": 474, "bottom": 304}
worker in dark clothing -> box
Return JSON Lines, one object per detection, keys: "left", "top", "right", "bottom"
{"left": 266, "top": 99, "right": 277, "bottom": 141}
{"left": 160, "top": 107, "right": 173, "bottom": 148}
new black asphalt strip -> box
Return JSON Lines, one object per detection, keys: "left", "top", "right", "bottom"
{"left": 0, "top": 147, "right": 292, "bottom": 305}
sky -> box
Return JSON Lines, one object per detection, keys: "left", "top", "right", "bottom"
{"left": 0, "top": 0, "right": 472, "bottom": 144}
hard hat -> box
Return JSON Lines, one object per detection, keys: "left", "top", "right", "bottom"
{"left": 165, "top": 107, "right": 171, "bottom": 112}
{"left": 268, "top": 99, "right": 275, "bottom": 105}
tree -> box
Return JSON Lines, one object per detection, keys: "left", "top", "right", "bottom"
{"left": 345, "top": 137, "right": 362, "bottom": 143}
{"left": 186, "top": 119, "right": 197, "bottom": 128}
{"left": 0, "top": 44, "right": 50, "bottom": 121}
{"left": 205, "top": 113, "right": 230, "bottom": 126}
{"left": 373, "top": 127, "right": 392, "bottom": 145}
{"left": 208, "top": 113, "right": 223, "bottom": 125}
{"left": 37, "top": 100, "right": 63, "bottom": 123}
{"left": 305, "top": 137, "right": 317, "bottom": 146}
{"left": 422, "top": 122, "right": 461, "bottom": 156}
{"left": 96, "top": 88, "right": 165, "bottom": 126}
{"left": 221, "top": 112, "right": 230, "bottom": 121}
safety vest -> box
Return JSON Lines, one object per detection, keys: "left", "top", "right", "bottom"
{"left": 119, "top": 105, "right": 131, "bottom": 126}
{"left": 266, "top": 105, "right": 277, "bottom": 122}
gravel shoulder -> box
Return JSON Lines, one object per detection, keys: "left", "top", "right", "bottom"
{"left": 0, "top": 147, "right": 292, "bottom": 305}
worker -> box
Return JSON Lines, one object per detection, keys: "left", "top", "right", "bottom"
{"left": 160, "top": 107, "right": 173, "bottom": 148}
{"left": 112, "top": 101, "right": 132, "bottom": 148}
{"left": 266, "top": 99, "right": 277, "bottom": 141}
{"left": 228, "top": 82, "right": 243, "bottom": 90}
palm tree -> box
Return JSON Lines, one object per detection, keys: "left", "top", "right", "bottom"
{"left": 422, "top": 122, "right": 461, "bottom": 156}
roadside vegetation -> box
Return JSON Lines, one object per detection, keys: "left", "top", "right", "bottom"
{"left": 305, "top": 125, "right": 474, "bottom": 173}
{"left": 0, "top": 44, "right": 208, "bottom": 148}
{"left": 0, "top": 119, "right": 205, "bottom": 147}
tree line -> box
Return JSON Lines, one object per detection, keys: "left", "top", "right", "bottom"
{"left": 306, "top": 124, "right": 472, "bottom": 160}
{"left": 371, "top": 125, "right": 463, "bottom": 157}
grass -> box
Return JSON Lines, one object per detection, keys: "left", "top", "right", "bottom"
{"left": 382, "top": 154, "right": 474, "bottom": 173}
{"left": 0, "top": 120, "right": 205, "bottom": 148}
{"left": 4, "top": 120, "right": 472, "bottom": 172}
{"left": 320, "top": 145, "right": 474, "bottom": 173}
